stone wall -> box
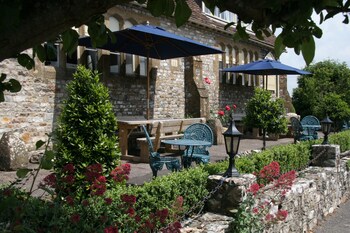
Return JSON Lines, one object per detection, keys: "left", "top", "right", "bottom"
{"left": 200, "top": 151, "right": 350, "bottom": 233}
{"left": 0, "top": 3, "right": 269, "bottom": 152}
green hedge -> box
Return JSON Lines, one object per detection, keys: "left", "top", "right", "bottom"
{"left": 2, "top": 131, "right": 350, "bottom": 232}
{"left": 329, "top": 130, "right": 350, "bottom": 152}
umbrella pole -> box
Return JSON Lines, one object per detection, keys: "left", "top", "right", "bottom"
{"left": 265, "top": 75, "right": 268, "bottom": 90}
{"left": 146, "top": 56, "right": 150, "bottom": 120}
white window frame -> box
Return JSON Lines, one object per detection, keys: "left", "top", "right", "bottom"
{"left": 202, "top": 3, "right": 237, "bottom": 23}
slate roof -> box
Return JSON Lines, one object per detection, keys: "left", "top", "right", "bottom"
{"left": 186, "top": 0, "right": 275, "bottom": 50}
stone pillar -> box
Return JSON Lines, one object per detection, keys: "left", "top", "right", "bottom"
{"left": 205, "top": 174, "right": 256, "bottom": 216}
{"left": 311, "top": 144, "right": 340, "bottom": 167}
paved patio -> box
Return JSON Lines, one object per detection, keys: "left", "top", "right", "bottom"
{"left": 126, "top": 136, "right": 295, "bottom": 185}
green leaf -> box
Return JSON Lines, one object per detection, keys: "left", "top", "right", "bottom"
{"left": 41, "top": 150, "right": 55, "bottom": 170}
{"left": 0, "top": 92, "right": 4, "bottom": 102}
{"left": 0, "top": 73, "right": 6, "bottom": 82}
{"left": 34, "top": 44, "right": 46, "bottom": 62}
{"left": 17, "top": 53, "right": 35, "bottom": 70}
{"left": 343, "top": 15, "right": 349, "bottom": 24}
{"left": 274, "top": 35, "right": 285, "bottom": 59}
{"left": 164, "top": 0, "right": 175, "bottom": 17}
{"left": 16, "top": 168, "right": 32, "bottom": 178}
{"left": 61, "top": 29, "right": 79, "bottom": 56}
{"left": 301, "top": 36, "right": 315, "bottom": 65}
{"left": 147, "top": 0, "right": 164, "bottom": 17}
{"left": 8, "top": 79, "right": 21, "bottom": 92}
{"left": 175, "top": 0, "right": 191, "bottom": 27}
{"left": 36, "top": 140, "right": 46, "bottom": 150}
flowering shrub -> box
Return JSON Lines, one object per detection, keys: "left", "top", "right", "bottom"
{"left": 1, "top": 162, "right": 183, "bottom": 233}
{"left": 216, "top": 104, "right": 237, "bottom": 126}
{"left": 231, "top": 161, "right": 296, "bottom": 232}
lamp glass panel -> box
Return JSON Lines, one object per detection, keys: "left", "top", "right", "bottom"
{"left": 224, "top": 136, "right": 232, "bottom": 154}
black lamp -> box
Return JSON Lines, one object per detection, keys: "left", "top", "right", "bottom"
{"left": 223, "top": 113, "right": 242, "bottom": 177}
{"left": 320, "top": 115, "right": 333, "bottom": 145}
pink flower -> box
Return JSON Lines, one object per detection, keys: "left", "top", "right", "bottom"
{"left": 204, "top": 77, "right": 211, "bottom": 84}
{"left": 233, "top": 104, "right": 237, "bottom": 109}
{"left": 247, "top": 183, "right": 260, "bottom": 195}
{"left": 276, "top": 210, "right": 288, "bottom": 221}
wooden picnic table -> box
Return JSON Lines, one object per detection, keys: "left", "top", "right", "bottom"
{"left": 117, "top": 118, "right": 206, "bottom": 161}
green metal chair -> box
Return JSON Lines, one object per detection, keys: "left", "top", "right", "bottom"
{"left": 182, "top": 123, "right": 213, "bottom": 168}
{"left": 300, "top": 115, "right": 320, "bottom": 139}
{"left": 141, "top": 125, "right": 180, "bottom": 177}
{"left": 290, "top": 117, "right": 314, "bottom": 143}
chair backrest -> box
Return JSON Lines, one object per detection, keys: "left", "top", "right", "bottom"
{"left": 183, "top": 123, "right": 213, "bottom": 155}
{"left": 290, "top": 117, "right": 303, "bottom": 135}
{"left": 141, "top": 125, "right": 154, "bottom": 153}
{"left": 301, "top": 115, "right": 320, "bottom": 126}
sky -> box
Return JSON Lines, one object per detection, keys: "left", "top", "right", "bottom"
{"left": 278, "top": 13, "right": 350, "bottom": 95}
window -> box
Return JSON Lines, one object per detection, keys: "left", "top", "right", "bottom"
{"left": 139, "top": 56, "right": 147, "bottom": 76}
{"left": 110, "top": 52, "right": 121, "bottom": 74}
{"left": 202, "top": 3, "right": 237, "bottom": 23}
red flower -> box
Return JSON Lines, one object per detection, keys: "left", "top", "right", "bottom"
{"left": 265, "top": 213, "right": 274, "bottom": 222}
{"left": 70, "top": 214, "right": 80, "bottom": 224}
{"left": 233, "top": 104, "right": 237, "bottom": 109}
{"left": 63, "top": 163, "right": 75, "bottom": 173}
{"left": 274, "top": 170, "right": 296, "bottom": 189}
{"left": 63, "top": 174, "right": 75, "bottom": 185}
{"left": 204, "top": 77, "right": 211, "bottom": 84}
{"left": 127, "top": 207, "right": 135, "bottom": 217}
{"left": 276, "top": 210, "right": 288, "bottom": 221}
{"left": 40, "top": 173, "right": 56, "bottom": 188}
{"left": 218, "top": 110, "right": 225, "bottom": 116}
{"left": 65, "top": 195, "right": 74, "bottom": 206}
{"left": 81, "top": 199, "right": 89, "bottom": 207}
{"left": 225, "top": 105, "right": 231, "bottom": 111}
{"left": 104, "top": 225, "right": 118, "bottom": 233}
{"left": 121, "top": 194, "right": 137, "bottom": 205}
{"left": 105, "top": 198, "right": 113, "bottom": 205}
{"left": 247, "top": 183, "right": 260, "bottom": 195}
{"left": 85, "top": 163, "right": 103, "bottom": 182}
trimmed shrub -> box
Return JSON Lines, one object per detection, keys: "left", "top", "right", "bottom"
{"left": 54, "top": 66, "right": 119, "bottom": 198}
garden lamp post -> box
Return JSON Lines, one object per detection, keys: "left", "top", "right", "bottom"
{"left": 321, "top": 116, "right": 333, "bottom": 145}
{"left": 223, "top": 113, "right": 242, "bottom": 177}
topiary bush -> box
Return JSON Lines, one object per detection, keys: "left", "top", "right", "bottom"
{"left": 54, "top": 65, "right": 119, "bottom": 198}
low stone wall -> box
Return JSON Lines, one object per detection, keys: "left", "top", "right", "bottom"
{"left": 184, "top": 147, "right": 350, "bottom": 233}
{"left": 269, "top": 159, "right": 350, "bottom": 233}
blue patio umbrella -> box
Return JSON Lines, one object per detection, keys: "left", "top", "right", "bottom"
{"left": 221, "top": 59, "right": 311, "bottom": 90}
{"left": 79, "top": 24, "right": 223, "bottom": 119}
{"left": 221, "top": 59, "right": 311, "bottom": 75}
{"left": 220, "top": 59, "right": 311, "bottom": 88}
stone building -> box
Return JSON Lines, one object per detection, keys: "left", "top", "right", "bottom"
{"left": 0, "top": 0, "right": 286, "bottom": 151}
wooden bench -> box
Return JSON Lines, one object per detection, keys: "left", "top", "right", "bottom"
{"left": 136, "top": 118, "right": 206, "bottom": 162}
